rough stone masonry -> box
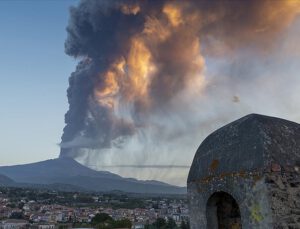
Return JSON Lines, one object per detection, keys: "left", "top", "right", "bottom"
{"left": 187, "top": 114, "right": 300, "bottom": 229}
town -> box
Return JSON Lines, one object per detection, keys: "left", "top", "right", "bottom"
{"left": 0, "top": 187, "right": 189, "bottom": 228}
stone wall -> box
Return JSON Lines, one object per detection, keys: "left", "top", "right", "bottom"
{"left": 188, "top": 173, "right": 274, "bottom": 229}
{"left": 266, "top": 170, "right": 300, "bottom": 229}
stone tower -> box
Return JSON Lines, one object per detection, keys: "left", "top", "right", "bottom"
{"left": 187, "top": 114, "right": 300, "bottom": 229}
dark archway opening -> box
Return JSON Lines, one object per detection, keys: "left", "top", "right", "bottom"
{"left": 206, "top": 191, "right": 242, "bottom": 229}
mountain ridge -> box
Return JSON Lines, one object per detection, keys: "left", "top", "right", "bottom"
{"left": 0, "top": 157, "right": 186, "bottom": 194}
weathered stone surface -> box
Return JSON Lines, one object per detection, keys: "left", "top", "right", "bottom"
{"left": 187, "top": 114, "right": 300, "bottom": 229}
{"left": 266, "top": 171, "right": 300, "bottom": 229}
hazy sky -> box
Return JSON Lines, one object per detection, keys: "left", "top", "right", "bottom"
{"left": 0, "top": 0, "right": 78, "bottom": 165}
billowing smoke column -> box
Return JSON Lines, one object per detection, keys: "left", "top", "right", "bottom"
{"left": 60, "top": 0, "right": 300, "bottom": 183}
{"left": 60, "top": 0, "right": 208, "bottom": 157}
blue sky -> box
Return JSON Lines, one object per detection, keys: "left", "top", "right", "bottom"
{"left": 0, "top": 0, "right": 79, "bottom": 165}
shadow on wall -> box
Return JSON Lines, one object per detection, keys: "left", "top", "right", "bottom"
{"left": 206, "top": 191, "right": 242, "bottom": 229}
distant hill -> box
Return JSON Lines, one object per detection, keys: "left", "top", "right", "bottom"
{"left": 0, "top": 157, "right": 186, "bottom": 194}
{"left": 0, "top": 174, "right": 14, "bottom": 185}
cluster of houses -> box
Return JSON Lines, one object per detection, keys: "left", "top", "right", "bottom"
{"left": 0, "top": 195, "right": 189, "bottom": 228}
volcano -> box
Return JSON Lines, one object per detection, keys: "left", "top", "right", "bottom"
{"left": 0, "top": 157, "right": 186, "bottom": 194}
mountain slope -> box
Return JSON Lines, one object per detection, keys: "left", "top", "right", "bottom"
{"left": 0, "top": 158, "right": 186, "bottom": 194}
{"left": 0, "top": 174, "right": 15, "bottom": 185}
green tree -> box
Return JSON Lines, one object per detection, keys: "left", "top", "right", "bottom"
{"left": 113, "top": 218, "right": 132, "bottom": 228}
{"left": 6, "top": 203, "right": 16, "bottom": 208}
{"left": 9, "top": 212, "right": 23, "bottom": 219}
{"left": 166, "top": 218, "right": 177, "bottom": 229}
{"left": 98, "top": 225, "right": 113, "bottom": 229}
{"left": 153, "top": 218, "right": 166, "bottom": 228}
{"left": 180, "top": 220, "right": 189, "bottom": 229}
{"left": 91, "top": 213, "right": 113, "bottom": 225}
{"left": 18, "top": 202, "right": 24, "bottom": 209}
{"left": 186, "top": 221, "right": 190, "bottom": 229}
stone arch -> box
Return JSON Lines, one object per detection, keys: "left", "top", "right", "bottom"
{"left": 206, "top": 191, "right": 242, "bottom": 229}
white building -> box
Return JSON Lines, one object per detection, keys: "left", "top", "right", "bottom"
{"left": 0, "top": 219, "right": 28, "bottom": 229}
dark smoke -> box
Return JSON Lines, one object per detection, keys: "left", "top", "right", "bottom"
{"left": 60, "top": 0, "right": 300, "bottom": 163}
{"left": 60, "top": 0, "right": 145, "bottom": 157}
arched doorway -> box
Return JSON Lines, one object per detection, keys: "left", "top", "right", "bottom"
{"left": 206, "top": 192, "right": 242, "bottom": 229}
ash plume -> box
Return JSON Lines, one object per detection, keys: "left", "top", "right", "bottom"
{"left": 60, "top": 0, "right": 300, "bottom": 184}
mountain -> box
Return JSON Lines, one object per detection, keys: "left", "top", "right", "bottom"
{"left": 0, "top": 174, "right": 14, "bottom": 185}
{"left": 0, "top": 157, "right": 186, "bottom": 194}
